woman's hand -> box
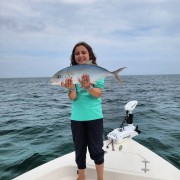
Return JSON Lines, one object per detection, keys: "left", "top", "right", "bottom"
{"left": 79, "top": 74, "right": 102, "bottom": 98}
{"left": 61, "top": 78, "right": 76, "bottom": 100}
{"left": 61, "top": 78, "right": 75, "bottom": 90}
{"left": 79, "top": 74, "right": 92, "bottom": 89}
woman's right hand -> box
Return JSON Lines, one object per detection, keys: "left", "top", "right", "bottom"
{"left": 61, "top": 78, "right": 75, "bottom": 90}
{"left": 61, "top": 78, "right": 76, "bottom": 100}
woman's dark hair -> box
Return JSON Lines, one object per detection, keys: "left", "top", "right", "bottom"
{"left": 70, "top": 42, "right": 97, "bottom": 65}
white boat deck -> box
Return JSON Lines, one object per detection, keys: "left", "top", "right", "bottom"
{"left": 13, "top": 139, "right": 180, "bottom": 180}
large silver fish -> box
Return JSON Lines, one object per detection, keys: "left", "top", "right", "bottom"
{"left": 51, "top": 62, "right": 126, "bottom": 85}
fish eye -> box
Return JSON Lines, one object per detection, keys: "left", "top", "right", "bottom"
{"left": 56, "top": 74, "right": 61, "bottom": 78}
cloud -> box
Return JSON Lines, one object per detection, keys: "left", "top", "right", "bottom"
{"left": 0, "top": 16, "right": 45, "bottom": 32}
{"left": 0, "top": 0, "right": 180, "bottom": 77}
{"left": 61, "top": 0, "right": 98, "bottom": 5}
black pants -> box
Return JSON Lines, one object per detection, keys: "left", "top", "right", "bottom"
{"left": 71, "top": 119, "right": 104, "bottom": 169}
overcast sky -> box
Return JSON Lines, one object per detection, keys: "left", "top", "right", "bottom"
{"left": 0, "top": 0, "right": 180, "bottom": 78}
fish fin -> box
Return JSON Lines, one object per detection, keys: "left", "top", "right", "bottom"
{"left": 86, "top": 60, "right": 93, "bottom": 65}
{"left": 90, "top": 78, "right": 99, "bottom": 84}
{"left": 112, "top": 67, "right": 126, "bottom": 84}
{"left": 90, "top": 80, "right": 97, "bottom": 84}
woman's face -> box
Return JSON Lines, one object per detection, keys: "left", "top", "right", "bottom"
{"left": 74, "top": 45, "right": 90, "bottom": 64}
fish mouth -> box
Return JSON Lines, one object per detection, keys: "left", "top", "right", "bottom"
{"left": 51, "top": 81, "right": 61, "bottom": 85}
{"left": 50, "top": 78, "right": 55, "bottom": 83}
{"left": 50, "top": 78, "right": 60, "bottom": 85}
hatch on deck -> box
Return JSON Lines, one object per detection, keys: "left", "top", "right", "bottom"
{"left": 88, "top": 151, "right": 147, "bottom": 173}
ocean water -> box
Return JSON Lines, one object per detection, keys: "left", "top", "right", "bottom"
{"left": 0, "top": 75, "right": 180, "bottom": 180}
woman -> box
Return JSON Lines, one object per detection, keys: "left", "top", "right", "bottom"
{"left": 61, "top": 42, "right": 104, "bottom": 180}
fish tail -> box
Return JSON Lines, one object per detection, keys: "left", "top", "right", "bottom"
{"left": 112, "top": 67, "right": 126, "bottom": 84}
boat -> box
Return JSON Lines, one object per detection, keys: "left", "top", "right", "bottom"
{"left": 13, "top": 101, "right": 180, "bottom": 180}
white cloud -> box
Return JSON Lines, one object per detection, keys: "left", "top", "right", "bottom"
{"left": 0, "top": 0, "right": 180, "bottom": 77}
{"left": 61, "top": 0, "right": 98, "bottom": 5}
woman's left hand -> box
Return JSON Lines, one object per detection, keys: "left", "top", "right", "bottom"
{"left": 79, "top": 74, "right": 92, "bottom": 89}
{"left": 79, "top": 74, "right": 102, "bottom": 98}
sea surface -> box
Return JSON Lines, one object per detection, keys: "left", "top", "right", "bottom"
{"left": 0, "top": 75, "right": 180, "bottom": 180}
